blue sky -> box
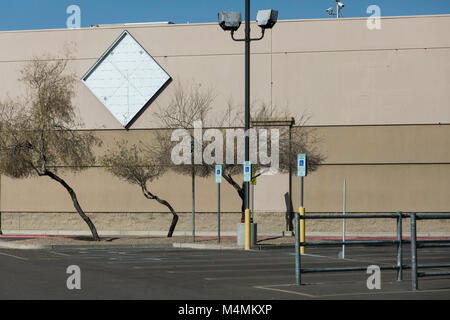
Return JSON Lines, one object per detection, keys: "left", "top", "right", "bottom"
{"left": 1, "top": 0, "right": 450, "bottom": 31}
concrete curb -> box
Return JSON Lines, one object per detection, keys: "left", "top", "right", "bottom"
{"left": 0, "top": 240, "right": 50, "bottom": 250}
{"left": 0, "top": 230, "right": 283, "bottom": 237}
{"left": 255, "top": 244, "right": 295, "bottom": 250}
{"left": 2, "top": 230, "right": 450, "bottom": 238}
{"left": 0, "top": 240, "right": 252, "bottom": 251}
{"left": 172, "top": 243, "right": 286, "bottom": 251}
{"left": 172, "top": 243, "right": 240, "bottom": 250}
{"left": 0, "top": 239, "right": 272, "bottom": 251}
{"left": 0, "top": 241, "right": 174, "bottom": 250}
{"left": 47, "top": 243, "right": 174, "bottom": 250}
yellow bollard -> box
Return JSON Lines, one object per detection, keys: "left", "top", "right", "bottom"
{"left": 245, "top": 209, "right": 251, "bottom": 250}
{"left": 300, "top": 207, "right": 305, "bottom": 254}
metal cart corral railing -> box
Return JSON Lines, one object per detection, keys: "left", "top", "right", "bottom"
{"left": 410, "top": 213, "right": 450, "bottom": 290}
{"left": 294, "top": 211, "right": 450, "bottom": 291}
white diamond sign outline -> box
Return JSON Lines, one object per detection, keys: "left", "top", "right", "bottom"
{"left": 81, "top": 30, "right": 171, "bottom": 128}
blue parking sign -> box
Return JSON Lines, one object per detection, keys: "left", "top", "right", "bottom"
{"left": 243, "top": 161, "right": 251, "bottom": 182}
{"left": 297, "top": 154, "right": 306, "bottom": 177}
{"left": 215, "top": 165, "right": 222, "bottom": 184}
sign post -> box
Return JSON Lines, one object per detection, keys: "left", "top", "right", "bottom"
{"left": 243, "top": 161, "right": 251, "bottom": 250}
{"left": 339, "top": 179, "right": 347, "bottom": 259}
{"left": 297, "top": 154, "right": 307, "bottom": 254}
{"left": 295, "top": 154, "right": 307, "bottom": 284}
{"left": 215, "top": 165, "right": 222, "bottom": 243}
{"left": 251, "top": 168, "right": 257, "bottom": 221}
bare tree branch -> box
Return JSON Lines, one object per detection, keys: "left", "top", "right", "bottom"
{"left": 101, "top": 140, "right": 179, "bottom": 237}
{"left": 153, "top": 84, "right": 326, "bottom": 220}
{"left": 0, "top": 54, "right": 101, "bottom": 240}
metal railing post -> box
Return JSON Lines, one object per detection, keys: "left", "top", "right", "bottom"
{"left": 289, "top": 212, "right": 450, "bottom": 289}
{"left": 295, "top": 212, "right": 301, "bottom": 285}
{"left": 396, "top": 211, "right": 403, "bottom": 281}
{"left": 410, "top": 213, "right": 418, "bottom": 290}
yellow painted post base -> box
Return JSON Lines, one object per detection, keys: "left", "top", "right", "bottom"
{"left": 300, "top": 207, "right": 305, "bottom": 254}
{"left": 245, "top": 209, "right": 251, "bottom": 250}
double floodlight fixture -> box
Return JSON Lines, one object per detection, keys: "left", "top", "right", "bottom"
{"left": 218, "top": 9, "right": 278, "bottom": 34}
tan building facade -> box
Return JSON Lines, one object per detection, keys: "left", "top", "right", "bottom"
{"left": 0, "top": 15, "right": 449, "bottom": 236}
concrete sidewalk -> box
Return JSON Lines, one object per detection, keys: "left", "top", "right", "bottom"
{"left": 0, "top": 235, "right": 246, "bottom": 250}
{"left": 1, "top": 233, "right": 449, "bottom": 250}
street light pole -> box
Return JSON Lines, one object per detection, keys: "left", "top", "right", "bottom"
{"left": 191, "top": 139, "right": 195, "bottom": 242}
{"left": 244, "top": 0, "right": 251, "bottom": 218}
{"left": 218, "top": 3, "right": 278, "bottom": 225}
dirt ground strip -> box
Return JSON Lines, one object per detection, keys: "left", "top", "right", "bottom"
{"left": 1, "top": 211, "right": 449, "bottom": 235}
{"left": 2, "top": 232, "right": 450, "bottom": 248}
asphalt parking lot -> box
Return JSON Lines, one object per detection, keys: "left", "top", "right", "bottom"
{"left": 0, "top": 244, "right": 449, "bottom": 300}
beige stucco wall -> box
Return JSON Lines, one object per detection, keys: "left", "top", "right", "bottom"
{"left": 0, "top": 16, "right": 449, "bottom": 235}
{"left": 0, "top": 15, "right": 449, "bottom": 128}
{"left": 0, "top": 125, "right": 449, "bottom": 235}
{"left": 1, "top": 125, "right": 448, "bottom": 213}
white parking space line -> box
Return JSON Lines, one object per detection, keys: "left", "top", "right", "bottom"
{"left": 0, "top": 251, "right": 28, "bottom": 261}
{"left": 204, "top": 274, "right": 294, "bottom": 281}
{"left": 318, "top": 288, "right": 450, "bottom": 298}
{"left": 253, "top": 283, "right": 450, "bottom": 299}
{"left": 134, "top": 262, "right": 294, "bottom": 270}
{"left": 50, "top": 251, "right": 71, "bottom": 257}
{"left": 253, "top": 285, "right": 317, "bottom": 298}
{"left": 212, "top": 270, "right": 399, "bottom": 284}
{"left": 168, "top": 267, "right": 294, "bottom": 274}
{"left": 295, "top": 253, "right": 329, "bottom": 258}
{"left": 107, "top": 256, "right": 295, "bottom": 265}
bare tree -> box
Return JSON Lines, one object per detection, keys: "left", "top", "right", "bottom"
{"left": 0, "top": 56, "right": 101, "bottom": 241}
{"left": 100, "top": 140, "right": 179, "bottom": 237}
{"left": 155, "top": 81, "right": 216, "bottom": 240}
{"left": 154, "top": 84, "right": 325, "bottom": 223}
{"left": 214, "top": 102, "right": 325, "bottom": 222}
{"left": 156, "top": 81, "right": 215, "bottom": 129}
{"left": 155, "top": 82, "right": 217, "bottom": 184}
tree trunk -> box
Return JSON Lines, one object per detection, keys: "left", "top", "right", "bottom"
{"left": 141, "top": 185, "right": 179, "bottom": 238}
{"left": 222, "top": 173, "right": 245, "bottom": 222}
{"left": 239, "top": 184, "right": 245, "bottom": 222}
{"left": 284, "top": 192, "right": 294, "bottom": 232}
{"left": 45, "top": 170, "right": 100, "bottom": 241}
